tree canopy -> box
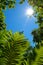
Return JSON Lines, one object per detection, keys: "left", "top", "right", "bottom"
{"left": 0, "top": 0, "right": 43, "bottom": 65}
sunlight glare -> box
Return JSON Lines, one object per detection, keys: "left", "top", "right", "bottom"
{"left": 26, "top": 8, "right": 34, "bottom": 17}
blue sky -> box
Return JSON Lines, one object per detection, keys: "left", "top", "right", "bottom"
{"left": 4, "top": 1, "right": 38, "bottom": 46}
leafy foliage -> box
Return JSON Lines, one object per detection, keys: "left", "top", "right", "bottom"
{"left": 0, "top": 0, "right": 43, "bottom": 65}
{"left": 33, "top": 46, "right": 43, "bottom": 65}
{"left": 28, "top": 0, "right": 43, "bottom": 65}
{"left": 0, "top": 11, "right": 6, "bottom": 30}
{"left": 0, "top": 0, "right": 16, "bottom": 10}
{"left": 19, "top": 0, "right": 25, "bottom": 4}
{"left": 0, "top": 0, "right": 30, "bottom": 65}
{"left": 23, "top": 46, "right": 37, "bottom": 65}
{"left": 0, "top": 31, "right": 29, "bottom": 65}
